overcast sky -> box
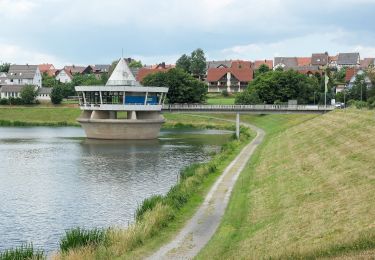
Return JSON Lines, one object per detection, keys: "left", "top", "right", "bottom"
{"left": 1, "top": 0, "right": 375, "bottom": 67}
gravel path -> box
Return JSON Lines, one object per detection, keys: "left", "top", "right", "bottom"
{"left": 148, "top": 118, "right": 265, "bottom": 260}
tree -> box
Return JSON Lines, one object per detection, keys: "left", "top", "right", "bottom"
{"left": 190, "top": 48, "right": 206, "bottom": 79}
{"left": 50, "top": 85, "right": 64, "bottom": 104}
{"left": 349, "top": 73, "right": 368, "bottom": 101}
{"left": 20, "top": 85, "right": 38, "bottom": 104}
{"left": 176, "top": 54, "right": 192, "bottom": 73}
{"left": 129, "top": 60, "right": 143, "bottom": 68}
{"left": 235, "top": 70, "right": 319, "bottom": 105}
{"left": 42, "top": 72, "right": 57, "bottom": 88}
{"left": 334, "top": 67, "right": 347, "bottom": 83}
{"left": 142, "top": 68, "right": 207, "bottom": 103}
{"left": 254, "top": 64, "right": 270, "bottom": 78}
{"left": 0, "top": 62, "right": 10, "bottom": 73}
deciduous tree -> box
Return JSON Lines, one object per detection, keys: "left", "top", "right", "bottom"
{"left": 20, "top": 85, "right": 38, "bottom": 104}
{"left": 142, "top": 68, "right": 207, "bottom": 103}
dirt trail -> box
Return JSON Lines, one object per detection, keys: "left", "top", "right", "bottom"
{"left": 148, "top": 118, "right": 265, "bottom": 260}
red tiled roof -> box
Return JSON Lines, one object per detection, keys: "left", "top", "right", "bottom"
{"left": 360, "top": 58, "right": 375, "bottom": 68}
{"left": 38, "top": 64, "right": 55, "bottom": 73}
{"left": 64, "top": 65, "right": 86, "bottom": 74}
{"left": 345, "top": 68, "right": 359, "bottom": 82}
{"left": 297, "top": 57, "right": 311, "bottom": 67}
{"left": 206, "top": 67, "right": 253, "bottom": 82}
{"left": 136, "top": 67, "right": 171, "bottom": 82}
{"left": 230, "top": 60, "right": 252, "bottom": 69}
{"left": 254, "top": 60, "right": 273, "bottom": 69}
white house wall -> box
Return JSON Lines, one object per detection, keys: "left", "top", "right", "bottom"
{"left": 56, "top": 72, "right": 72, "bottom": 83}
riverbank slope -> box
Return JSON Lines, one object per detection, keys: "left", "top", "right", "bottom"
{"left": 198, "top": 109, "right": 375, "bottom": 259}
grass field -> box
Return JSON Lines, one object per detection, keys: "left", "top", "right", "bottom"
{"left": 206, "top": 97, "right": 235, "bottom": 105}
{"left": 0, "top": 107, "right": 236, "bottom": 129}
{"left": 198, "top": 109, "right": 375, "bottom": 259}
{"left": 0, "top": 107, "right": 81, "bottom": 126}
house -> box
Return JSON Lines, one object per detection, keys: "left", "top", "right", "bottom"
{"left": 5, "top": 64, "right": 42, "bottom": 88}
{"left": 274, "top": 56, "right": 320, "bottom": 76}
{"left": 207, "top": 60, "right": 233, "bottom": 69}
{"left": 0, "top": 85, "right": 24, "bottom": 99}
{"left": 274, "top": 57, "right": 298, "bottom": 70}
{"left": 346, "top": 68, "right": 372, "bottom": 89}
{"left": 360, "top": 58, "right": 375, "bottom": 69}
{"left": 206, "top": 60, "right": 253, "bottom": 93}
{"left": 37, "top": 87, "right": 52, "bottom": 101}
{"left": 329, "top": 55, "right": 339, "bottom": 68}
{"left": 311, "top": 53, "right": 329, "bottom": 66}
{"left": 56, "top": 69, "right": 73, "bottom": 83}
{"left": 63, "top": 65, "right": 86, "bottom": 75}
{"left": 0, "top": 72, "right": 7, "bottom": 85}
{"left": 335, "top": 84, "right": 346, "bottom": 94}
{"left": 93, "top": 64, "right": 111, "bottom": 73}
{"left": 136, "top": 62, "right": 174, "bottom": 82}
{"left": 253, "top": 60, "right": 273, "bottom": 70}
{"left": 297, "top": 57, "right": 311, "bottom": 67}
{"left": 38, "top": 64, "right": 56, "bottom": 76}
{"left": 337, "top": 53, "right": 360, "bottom": 69}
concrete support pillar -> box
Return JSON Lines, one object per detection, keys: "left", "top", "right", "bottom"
{"left": 236, "top": 112, "right": 240, "bottom": 139}
{"left": 109, "top": 111, "right": 117, "bottom": 119}
{"left": 127, "top": 111, "right": 137, "bottom": 120}
{"left": 80, "top": 110, "right": 92, "bottom": 119}
{"left": 227, "top": 72, "right": 231, "bottom": 93}
{"left": 99, "top": 91, "right": 103, "bottom": 104}
{"left": 91, "top": 110, "right": 110, "bottom": 119}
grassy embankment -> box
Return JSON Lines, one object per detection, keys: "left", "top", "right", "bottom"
{"left": 197, "top": 109, "right": 375, "bottom": 259}
{"left": 0, "top": 107, "right": 235, "bottom": 130}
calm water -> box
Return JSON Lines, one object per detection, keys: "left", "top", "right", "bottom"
{"left": 0, "top": 127, "right": 231, "bottom": 252}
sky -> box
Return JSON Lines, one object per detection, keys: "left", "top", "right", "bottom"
{"left": 1, "top": 0, "right": 375, "bottom": 67}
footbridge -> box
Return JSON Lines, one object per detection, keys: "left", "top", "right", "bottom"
{"left": 162, "top": 104, "right": 334, "bottom": 138}
{"left": 162, "top": 104, "right": 334, "bottom": 114}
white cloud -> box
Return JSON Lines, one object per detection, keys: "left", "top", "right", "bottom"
{"left": 0, "top": 42, "right": 68, "bottom": 67}
{"left": 353, "top": 46, "right": 375, "bottom": 57}
{"left": 0, "top": 0, "right": 37, "bottom": 18}
{"left": 132, "top": 54, "right": 180, "bottom": 66}
{"left": 218, "top": 29, "right": 360, "bottom": 60}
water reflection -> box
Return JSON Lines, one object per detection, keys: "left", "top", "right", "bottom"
{"left": 0, "top": 127, "right": 231, "bottom": 252}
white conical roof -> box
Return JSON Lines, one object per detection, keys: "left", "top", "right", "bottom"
{"left": 106, "top": 58, "right": 136, "bottom": 86}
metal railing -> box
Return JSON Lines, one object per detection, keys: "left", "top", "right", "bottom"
{"left": 162, "top": 104, "right": 334, "bottom": 111}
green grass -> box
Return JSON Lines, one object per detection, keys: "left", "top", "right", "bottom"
{"left": 0, "top": 243, "right": 45, "bottom": 260}
{"left": 206, "top": 97, "right": 235, "bottom": 105}
{"left": 60, "top": 228, "right": 109, "bottom": 252}
{"left": 0, "top": 107, "right": 80, "bottom": 126}
{"left": 197, "top": 109, "right": 375, "bottom": 259}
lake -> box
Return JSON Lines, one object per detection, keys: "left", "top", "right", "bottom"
{"left": 0, "top": 127, "right": 231, "bottom": 252}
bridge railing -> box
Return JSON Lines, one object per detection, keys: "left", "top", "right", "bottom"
{"left": 162, "top": 104, "right": 334, "bottom": 111}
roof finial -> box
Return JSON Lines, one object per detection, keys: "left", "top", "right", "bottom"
{"left": 122, "top": 48, "right": 124, "bottom": 59}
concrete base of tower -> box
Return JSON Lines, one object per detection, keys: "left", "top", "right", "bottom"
{"left": 77, "top": 117, "right": 165, "bottom": 140}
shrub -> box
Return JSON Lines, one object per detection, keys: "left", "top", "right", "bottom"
{"left": 20, "top": 85, "right": 38, "bottom": 104}
{"left": 51, "top": 85, "right": 64, "bottom": 104}
{"left": 367, "top": 96, "right": 375, "bottom": 109}
{"left": 9, "top": 97, "right": 24, "bottom": 105}
{"left": 0, "top": 243, "right": 44, "bottom": 260}
{"left": 60, "top": 227, "right": 109, "bottom": 252}
{"left": 222, "top": 89, "right": 229, "bottom": 97}
{"left": 0, "top": 98, "right": 9, "bottom": 105}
